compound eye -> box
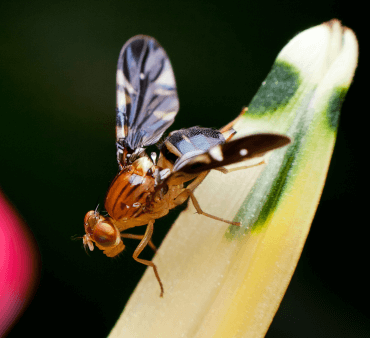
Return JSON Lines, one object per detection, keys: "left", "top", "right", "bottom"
{"left": 84, "top": 210, "right": 99, "bottom": 232}
{"left": 91, "top": 219, "right": 120, "bottom": 248}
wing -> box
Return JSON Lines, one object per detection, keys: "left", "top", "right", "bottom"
{"left": 172, "top": 133, "right": 291, "bottom": 174}
{"left": 159, "top": 127, "right": 228, "bottom": 186}
{"left": 161, "top": 127, "right": 226, "bottom": 161}
{"left": 116, "top": 35, "right": 179, "bottom": 157}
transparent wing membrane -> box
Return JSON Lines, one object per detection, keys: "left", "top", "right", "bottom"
{"left": 164, "top": 127, "right": 225, "bottom": 157}
{"left": 116, "top": 35, "right": 179, "bottom": 157}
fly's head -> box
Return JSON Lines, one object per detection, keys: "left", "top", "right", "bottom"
{"left": 83, "top": 210, "right": 122, "bottom": 252}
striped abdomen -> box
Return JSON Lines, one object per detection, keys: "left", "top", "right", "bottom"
{"left": 105, "top": 165, "right": 155, "bottom": 221}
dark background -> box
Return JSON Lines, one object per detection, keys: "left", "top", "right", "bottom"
{"left": 1, "top": 0, "right": 367, "bottom": 337}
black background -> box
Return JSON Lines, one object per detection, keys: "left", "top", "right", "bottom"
{"left": 1, "top": 0, "right": 367, "bottom": 337}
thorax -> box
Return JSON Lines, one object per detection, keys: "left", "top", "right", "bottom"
{"left": 104, "top": 156, "right": 184, "bottom": 231}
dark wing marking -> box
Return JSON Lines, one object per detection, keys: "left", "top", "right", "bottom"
{"left": 116, "top": 35, "right": 179, "bottom": 154}
{"left": 173, "top": 133, "right": 291, "bottom": 174}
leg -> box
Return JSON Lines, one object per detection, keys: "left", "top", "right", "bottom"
{"left": 173, "top": 171, "right": 241, "bottom": 226}
{"left": 214, "top": 158, "right": 266, "bottom": 174}
{"left": 219, "top": 107, "right": 247, "bottom": 134}
{"left": 121, "top": 233, "right": 157, "bottom": 252}
{"left": 188, "top": 191, "right": 241, "bottom": 226}
{"left": 172, "top": 171, "right": 209, "bottom": 207}
{"left": 132, "top": 220, "right": 164, "bottom": 297}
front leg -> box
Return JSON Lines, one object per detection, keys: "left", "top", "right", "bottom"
{"left": 132, "top": 220, "right": 164, "bottom": 297}
{"left": 121, "top": 233, "right": 157, "bottom": 252}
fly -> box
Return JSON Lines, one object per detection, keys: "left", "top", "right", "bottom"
{"left": 82, "top": 35, "right": 291, "bottom": 297}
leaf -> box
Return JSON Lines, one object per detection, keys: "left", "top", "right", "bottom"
{"left": 109, "top": 19, "right": 358, "bottom": 338}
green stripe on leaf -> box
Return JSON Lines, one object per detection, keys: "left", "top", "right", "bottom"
{"left": 248, "top": 61, "right": 301, "bottom": 116}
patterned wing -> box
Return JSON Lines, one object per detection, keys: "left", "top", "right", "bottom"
{"left": 162, "top": 127, "right": 226, "bottom": 161}
{"left": 172, "top": 133, "right": 291, "bottom": 173}
{"left": 116, "top": 35, "right": 179, "bottom": 161}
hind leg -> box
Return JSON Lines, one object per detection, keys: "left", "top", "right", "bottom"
{"left": 214, "top": 158, "right": 266, "bottom": 174}
{"left": 173, "top": 171, "right": 241, "bottom": 226}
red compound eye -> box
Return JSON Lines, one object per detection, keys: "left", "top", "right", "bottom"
{"left": 83, "top": 211, "right": 121, "bottom": 249}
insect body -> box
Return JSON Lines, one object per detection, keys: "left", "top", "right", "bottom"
{"left": 83, "top": 35, "right": 291, "bottom": 297}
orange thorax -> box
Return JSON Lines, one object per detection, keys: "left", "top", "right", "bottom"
{"left": 105, "top": 160, "right": 156, "bottom": 221}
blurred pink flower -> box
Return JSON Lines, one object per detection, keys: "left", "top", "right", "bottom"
{"left": 0, "top": 190, "right": 40, "bottom": 337}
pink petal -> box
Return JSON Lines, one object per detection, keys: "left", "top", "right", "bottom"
{"left": 0, "top": 191, "right": 40, "bottom": 336}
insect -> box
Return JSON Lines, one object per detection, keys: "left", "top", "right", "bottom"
{"left": 82, "top": 35, "right": 291, "bottom": 297}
